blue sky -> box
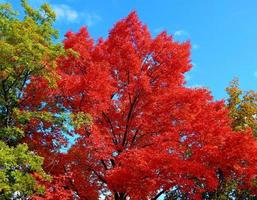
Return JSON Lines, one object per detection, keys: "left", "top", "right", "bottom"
{"left": 5, "top": 0, "right": 257, "bottom": 100}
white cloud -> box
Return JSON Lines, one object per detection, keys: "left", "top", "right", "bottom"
{"left": 52, "top": 4, "right": 101, "bottom": 26}
{"left": 174, "top": 30, "right": 188, "bottom": 37}
{"left": 52, "top": 4, "right": 79, "bottom": 22}
{"left": 84, "top": 13, "right": 101, "bottom": 27}
{"left": 254, "top": 71, "right": 257, "bottom": 78}
{"left": 187, "top": 84, "right": 205, "bottom": 89}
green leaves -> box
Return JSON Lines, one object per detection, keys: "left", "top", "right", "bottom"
{"left": 70, "top": 112, "right": 92, "bottom": 129}
{"left": 226, "top": 79, "right": 257, "bottom": 136}
{"left": 0, "top": 127, "right": 24, "bottom": 144}
{"left": 0, "top": 0, "right": 64, "bottom": 135}
{"left": 0, "top": 141, "right": 45, "bottom": 199}
{"left": 0, "top": 1, "right": 65, "bottom": 198}
{"left": 0, "top": 0, "right": 63, "bottom": 135}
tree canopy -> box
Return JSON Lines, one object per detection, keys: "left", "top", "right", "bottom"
{"left": 0, "top": 0, "right": 62, "bottom": 198}
{"left": 25, "top": 12, "right": 257, "bottom": 199}
{"left": 1, "top": 1, "right": 257, "bottom": 199}
{"left": 226, "top": 79, "right": 257, "bottom": 137}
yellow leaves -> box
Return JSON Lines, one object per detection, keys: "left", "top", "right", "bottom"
{"left": 64, "top": 48, "right": 80, "bottom": 58}
{"left": 0, "top": 1, "right": 69, "bottom": 198}
{"left": 14, "top": 108, "right": 56, "bottom": 124}
{"left": 0, "top": 70, "right": 8, "bottom": 80}
{"left": 70, "top": 112, "right": 92, "bottom": 129}
{"left": 226, "top": 79, "right": 257, "bottom": 137}
{"left": 40, "top": 3, "right": 56, "bottom": 21}
{"left": 43, "top": 69, "right": 59, "bottom": 88}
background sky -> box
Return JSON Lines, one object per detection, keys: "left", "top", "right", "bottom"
{"left": 4, "top": 0, "right": 257, "bottom": 100}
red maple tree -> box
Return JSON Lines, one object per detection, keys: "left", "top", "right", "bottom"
{"left": 25, "top": 12, "right": 257, "bottom": 199}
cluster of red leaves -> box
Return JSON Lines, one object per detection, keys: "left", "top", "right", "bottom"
{"left": 32, "top": 173, "right": 74, "bottom": 200}
{"left": 24, "top": 12, "right": 257, "bottom": 199}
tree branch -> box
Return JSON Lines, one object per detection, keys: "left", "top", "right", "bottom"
{"left": 91, "top": 168, "right": 107, "bottom": 184}
{"left": 152, "top": 190, "right": 165, "bottom": 200}
{"left": 102, "top": 111, "right": 118, "bottom": 145}
{"left": 122, "top": 93, "right": 139, "bottom": 147}
{"left": 101, "top": 159, "right": 108, "bottom": 170}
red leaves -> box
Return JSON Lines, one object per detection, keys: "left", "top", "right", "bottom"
{"left": 57, "top": 28, "right": 114, "bottom": 116}
{"left": 25, "top": 11, "right": 257, "bottom": 199}
{"left": 32, "top": 175, "right": 74, "bottom": 200}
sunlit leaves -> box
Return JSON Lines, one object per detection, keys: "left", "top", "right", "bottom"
{"left": 29, "top": 12, "right": 257, "bottom": 199}
{"left": 226, "top": 79, "right": 257, "bottom": 136}
{"left": 0, "top": 0, "right": 63, "bottom": 198}
{"left": 0, "top": 141, "right": 45, "bottom": 199}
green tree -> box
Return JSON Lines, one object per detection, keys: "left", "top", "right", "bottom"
{"left": 0, "top": 0, "right": 62, "bottom": 198}
{"left": 226, "top": 79, "right": 257, "bottom": 137}
{"left": 0, "top": 141, "right": 45, "bottom": 199}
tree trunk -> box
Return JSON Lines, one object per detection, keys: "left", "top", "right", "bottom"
{"left": 114, "top": 192, "right": 126, "bottom": 200}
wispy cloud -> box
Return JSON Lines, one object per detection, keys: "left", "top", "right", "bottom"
{"left": 52, "top": 4, "right": 101, "bottom": 26}
{"left": 153, "top": 27, "right": 165, "bottom": 34}
{"left": 185, "top": 63, "right": 198, "bottom": 82}
{"left": 254, "top": 71, "right": 257, "bottom": 78}
{"left": 84, "top": 13, "right": 101, "bottom": 27}
{"left": 192, "top": 44, "right": 200, "bottom": 50}
{"left": 173, "top": 31, "right": 199, "bottom": 50}
{"left": 187, "top": 84, "right": 205, "bottom": 89}
{"left": 52, "top": 4, "right": 79, "bottom": 22}
{"left": 191, "top": 62, "right": 197, "bottom": 67}
{"left": 174, "top": 30, "right": 189, "bottom": 37}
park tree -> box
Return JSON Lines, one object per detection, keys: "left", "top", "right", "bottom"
{"left": 226, "top": 79, "right": 257, "bottom": 137}
{"left": 0, "top": 0, "right": 64, "bottom": 198}
{"left": 165, "top": 81, "right": 257, "bottom": 199}
{"left": 25, "top": 12, "right": 257, "bottom": 199}
{"left": 201, "top": 80, "right": 257, "bottom": 200}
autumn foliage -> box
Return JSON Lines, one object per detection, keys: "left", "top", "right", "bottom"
{"left": 23, "top": 12, "right": 257, "bottom": 199}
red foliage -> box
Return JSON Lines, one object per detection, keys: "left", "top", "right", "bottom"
{"left": 32, "top": 174, "right": 74, "bottom": 200}
{"left": 25, "top": 12, "right": 257, "bottom": 199}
